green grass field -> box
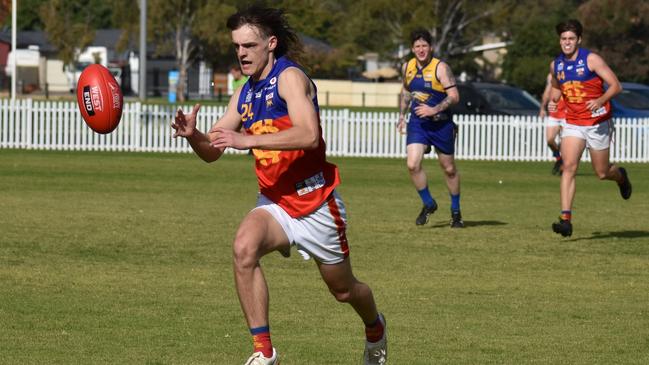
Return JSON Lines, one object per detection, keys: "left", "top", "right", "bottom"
{"left": 1, "top": 149, "right": 648, "bottom": 364}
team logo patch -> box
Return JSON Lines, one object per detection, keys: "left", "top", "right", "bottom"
{"left": 557, "top": 62, "right": 564, "bottom": 71}
{"left": 411, "top": 91, "right": 431, "bottom": 103}
{"left": 245, "top": 91, "right": 252, "bottom": 103}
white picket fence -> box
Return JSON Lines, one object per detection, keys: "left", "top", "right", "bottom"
{"left": 1, "top": 98, "right": 648, "bottom": 162}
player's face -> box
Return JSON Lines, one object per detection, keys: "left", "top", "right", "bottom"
{"left": 412, "top": 39, "right": 432, "bottom": 63}
{"left": 231, "top": 24, "right": 277, "bottom": 79}
{"left": 559, "top": 31, "right": 581, "bottom": 58}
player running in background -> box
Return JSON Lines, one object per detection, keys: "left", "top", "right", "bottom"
{"left": 539, "top": 72, "right": 566, "bottom": 175}
{"left": 397, "top": 28, "right": 463, "bottom": 228}
{"left": 548, "top": 19, "right": 632, "bottom": 237}
{"left": 171, "top": 6, "right": 387, "bottom": 365}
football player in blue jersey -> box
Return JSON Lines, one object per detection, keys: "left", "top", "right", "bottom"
{"left": 397, "top": 28, "right": 463, "bottom": 228}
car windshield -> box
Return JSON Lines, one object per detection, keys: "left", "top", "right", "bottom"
{"left": 477, "top": 86, "right": 540, "bottom": 110}
{"left": 616, "top": 88, "right": 649, "bottom": 110}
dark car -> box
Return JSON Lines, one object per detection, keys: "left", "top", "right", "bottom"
{"left": 450, "top": 82, "right": 541, "bottom": 116}
{"left": 610, "top": 82, "right": 649, "bottom": 118}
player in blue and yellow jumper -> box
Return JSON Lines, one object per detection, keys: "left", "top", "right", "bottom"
{"left": 397, "top": 28, "right": 463, "bottom": 228}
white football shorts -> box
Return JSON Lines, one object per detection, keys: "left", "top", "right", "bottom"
{"left": 253, "top": 190, "right": 350, "bottom": 264}
{"left": 546, "top": 116, "right": 565, "bottom": 128}
{"left": 561, "top": 119, "right": 613, "bottom": 151}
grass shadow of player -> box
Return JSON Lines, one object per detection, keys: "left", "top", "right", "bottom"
{"left": 569, "top": 230, "right": 649, "bottom": 242}
{"left": 428, "top": 220, "right": 507, "bottom": 228}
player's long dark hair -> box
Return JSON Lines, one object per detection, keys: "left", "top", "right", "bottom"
{"left": 227, "top": 5, "right": 304, "bottom": 62}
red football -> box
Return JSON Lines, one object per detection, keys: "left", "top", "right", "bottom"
{"left": 76, "top": 64, "right": 123, "bottom": 134}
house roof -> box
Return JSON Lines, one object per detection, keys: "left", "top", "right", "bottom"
{"left": 0, "top": 29, "right": 129, "bottom": 54}
{"left": 0, "top": 28, "right": 334, "bottom": 58}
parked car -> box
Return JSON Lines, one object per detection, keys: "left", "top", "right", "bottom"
{"left": 450, "top": 82, "right": 541, "bottom": 116}
{"left": 610, "top": 82, "right": 649, "bottom": 118}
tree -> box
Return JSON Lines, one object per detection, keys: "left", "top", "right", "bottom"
{"left": 578, "top": 0, "right": 649, "bottom": 84}
{"left": 337, "top": 0, "right": 515, "bottom": 79}
{"left": 148, "top": 0, "right": 235, "bottom": 102}
{"left": 1, "top": 0, "right": 50, "bottom": 30}
{"left": 38, "top": 0, "right": 96, "bottom": 66}
{"left": 0, "top": 0, "right": 9, "bottom": 26}
{"left": 501, "top": 0, "right": 579, "bottom": 96}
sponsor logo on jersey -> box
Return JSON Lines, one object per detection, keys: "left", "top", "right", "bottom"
{"left": 270, "top": 77, "right": 277, "bottom": 85}
{"left": 576, "top": 67, "right": 585, "bottom": 76}
{"left": 591, "top": 106, "right": 607, "bottom": 118}
{"left": 567, "top": 65, "right": 573, "bottom": 71}
{"left": 255, "top": 91, "right": 262, "bottom": 99}
{"left": 295, "top": 171, "right": 325, "bottom": 196}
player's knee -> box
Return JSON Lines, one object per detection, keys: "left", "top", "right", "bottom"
{"left": 231, "top": 238, "right": 258, "bottom": 269}
{"left": 329, "top": 287, "right": 353, "bottom": 303}
{"left": 443, "top": 165, "right": 457, "bottom": 177}
{"left": 561, "top": 165, "right": 577, "bottom": 177}
{"left": 407, "top": 161, "right": 421, "bottom": 174}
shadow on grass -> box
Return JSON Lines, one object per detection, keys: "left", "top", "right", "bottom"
{"left": 428, "top": 220, "right": 507, "bottom": 228}
{"left": 571, "top": 230, "right": 649, "bottom": 241}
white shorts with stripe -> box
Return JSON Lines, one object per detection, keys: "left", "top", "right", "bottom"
{"left": 253, "top": 190, "right": 349, "bottom": 264}
{"left": 561, "top": 120, "right": 613, "bottom": 151}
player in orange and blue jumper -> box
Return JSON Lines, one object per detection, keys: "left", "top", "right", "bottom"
{"left": 548, "top": 19, "right": 632, "bottom": 237}
{"left": 171, "top": 6, "right": 386, "bottom": 365}
{"left": 397, "top": 28, "right": 463, "bottom": 228}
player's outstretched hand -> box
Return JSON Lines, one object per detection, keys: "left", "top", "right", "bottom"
{"left": 171, "top": 104, "right": 201, "bottom": 138}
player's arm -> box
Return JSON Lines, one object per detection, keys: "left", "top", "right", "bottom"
{"left": 211, "top": 67, "right": 320, "bottom": 151}
{"left": 547, "top": 61, "right": 562, "bottom": 112}
{"left": 171, "top": 88, "right": 243, "bottom": 162}
{"left": 435, "top": 62, "right": 460, "bottom": 110}
{"left": 413, "top": 61, "right": 459, "bottom": 118}
{"left": 539, "top": 73, "right": 553, "bottom": 117}
{"left": 587, "top": 52, "right": 622, "bottom": 111}
{"left": 398, "top": 63, "right": 411, "bottom": 132}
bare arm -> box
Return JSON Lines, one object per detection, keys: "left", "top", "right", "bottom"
{"left": 547, "top": 61, "right": 563, "bottom": 112}
{"left": 539, "top": 73, "right": 553, "bottom": 117}
{"left": 397, "top": 63, "right": 411, "bottom": 133}
{"left": 211, "top": 67, "right": 320, "bottom": 151}
{"left": 171, "top": 88, "right": 243, "bottom": 162}
{"left": 587, "top": 52, "right": 622, "bottom": 111}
